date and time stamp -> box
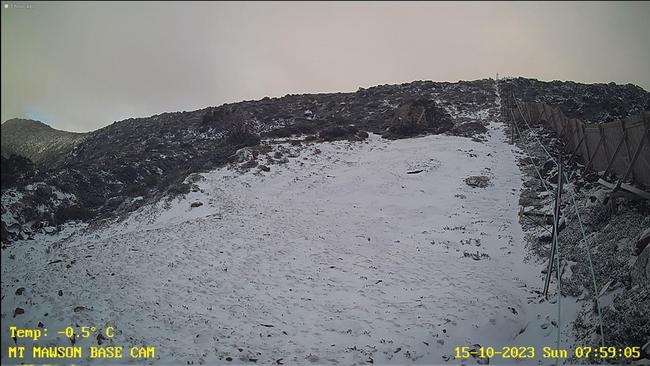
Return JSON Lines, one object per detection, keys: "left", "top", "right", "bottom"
{"left": 454, "top": 345, "right": 642, "bottom": 361}
{"left": 3, "top": 324, "right": 644, "bottom": 362}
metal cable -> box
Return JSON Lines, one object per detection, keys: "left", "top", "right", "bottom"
{"left": 514, "top": 98, "right": 558, "bottom": 167}
{"left": 508, "top": 107, "right": 553, "bottom": 195}
{"left": 509, "top": 92, "right": 606, "bottom": 347}
{"left": 562, "top": 171, "right": 606, "bottom": 347}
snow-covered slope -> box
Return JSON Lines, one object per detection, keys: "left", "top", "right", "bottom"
{"left": 2, "top": 117, "right": 578, "bottom": 364}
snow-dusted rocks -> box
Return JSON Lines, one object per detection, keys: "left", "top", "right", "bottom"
{"left": 1, "top": 112, "right": 577, "bottom": 364}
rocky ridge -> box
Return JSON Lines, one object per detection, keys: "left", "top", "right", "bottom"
{"left": 1, "top": 78, "right": 648, "bottom": 244}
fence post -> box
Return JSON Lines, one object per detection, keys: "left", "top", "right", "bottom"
{"left": 564, "top": 119, "right": 576, "bottom": 152}
{"left": 542, "top": 104, "right": 549, "bottom": 123}
{"left": 584, "top": 126, "right": 605, "bottom": 172}
{"left": 558, "top": 115, "right": 568, "bottom": 138}
{"left": 615, "top": 128, "right": 649, "bottom": 190}
{"left": 582, "top": 124, "right": 591, "bottom": 166}
{"left": 568, "top": 130, "right": 587, "bottom": 164}
{"left": 602, "top": 134, "right": 627, "bottom": 178}
{"left": 544, "top": 154, "right": 563, "bottom": 300}
{"left": 508, "top": 108, "right": 515, "bottom": 145}
{"left": 621, "top": 119, "right": 633, "bottom": 167}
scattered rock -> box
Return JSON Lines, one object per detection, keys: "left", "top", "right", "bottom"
{"left": 258, "top": 165, "right": 270, "bottom": 172}
{"left": 319, "top": 125, "right": 361, "bottom": 141}
{"left": 233, "top": 147, "right": 254, "bottom": 163}
{"left": 190, "top": 201, "right": 203, "bottom": 208}
{"left": 13, "top": 307, "right": 24, "bottom": 317}
{"left": 305, "top": 354, "right": 319, "bottom": 363}
{"left": 538, "top": 231, "right": 553, "bottom": 243}
{"left": 469, "top": 344, "right": 489, "bottom": 364}
{"left": 464, "top": 175, "right": 491, "bottom": 188}
{"left": 451, "top": 121, "right": 489, "bottom": 138}
{"left": 185, "top": 173, "right": 205, "bottom": 184}
{"left": 463, "top": 251, "right": 490, "bottom": 260}
{"left": 240, "top": 159, "right": 258, "bottom": 169}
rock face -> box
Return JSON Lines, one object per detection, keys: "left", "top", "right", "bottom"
{"left": 388, "top": 99, "right": 453, "bottom": 138}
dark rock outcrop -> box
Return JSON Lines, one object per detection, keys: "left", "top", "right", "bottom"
{"left": 387, "top": 99, "right": 453, "bottom": 138}
{"left": 499, "top": 77, "right": 649, "bottom": 124}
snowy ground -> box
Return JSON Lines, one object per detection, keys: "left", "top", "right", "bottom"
{"left": 2, "top": 120, "right": 579, "bottom": 364}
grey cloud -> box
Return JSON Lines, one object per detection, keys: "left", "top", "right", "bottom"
{"left": 2, "top": 1, "right": 649, "bottom": 132}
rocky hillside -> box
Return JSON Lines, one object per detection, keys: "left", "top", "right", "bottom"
{"left": 1, "top": 79, "right": 496, "bottom": 242}
{"left": 1, "top": 119, "right": 86, "bottom": 165}
{"left": 1, "top": 78, "right": 648, "bottom": 244}
{"left": 499, "top": 77, "right": 650, "bottom": 123}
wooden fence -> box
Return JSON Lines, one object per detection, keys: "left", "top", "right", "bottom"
{"left": 508, "top": 102, "right": 650, "bottom": 189}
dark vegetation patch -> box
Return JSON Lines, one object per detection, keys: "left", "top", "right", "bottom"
{"left": 1, "top": 154, "right": 36, "bottom": 188}
{"left": 318, "top": 125, "right": 368, "bottom": 141}
{"left": 450, "top": 121, "right": 488, "bottom": 138}
{"left": 53, "top": 206, "right": 93, "bottom": 225}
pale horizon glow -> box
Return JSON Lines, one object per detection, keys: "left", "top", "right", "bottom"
{"left": 2, "top": 1, "right": 649, "bottom": 132}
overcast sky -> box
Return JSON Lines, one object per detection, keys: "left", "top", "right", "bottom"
{"left": 2, "top": 1, "right": 649, "bottom": 132}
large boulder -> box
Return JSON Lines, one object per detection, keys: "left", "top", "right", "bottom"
{"left": 465, "top": 175, "right": 491, "bottom": 188}
{"left": 388, "top": 99, "right": 453, "bottom": 138}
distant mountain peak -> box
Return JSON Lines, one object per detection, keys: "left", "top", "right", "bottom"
{"left": 2, "top": 118, "right": 54, "bottom": 129}
{"left": 1, "top": 118, "right": 86, "bottom": 164}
